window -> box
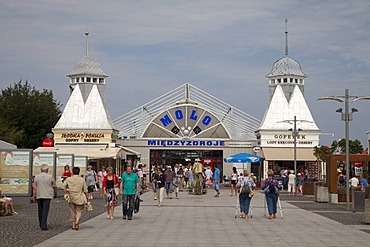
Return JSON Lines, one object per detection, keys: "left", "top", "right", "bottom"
{"left": 271, "top": 79, "right": 275, "bottom": 84}
{"left": 81, "top": 77, "right": 85, "bottom": 82}
{"left": 299, "top": 79, "right": 303, "bottom": 84}
{"left": 283, "top": 78, "right": 287, "bottom": 83}
{"left": 86, "top": 77, "right": 91, "bottom": 82}
{"left": 76, "top": 78, "right": 79, "bottom": 82}
{"left": 290, "top": 78, "right": 293, "bottom": 82}
{"left": 99, "top": 78, "right": 104, "bottom": 83}
{"left": 93, "top": 78, "right": 97, "bottom": 83}
{"left": 295, "top": 79, "right": 298, "bottom": 83}
{"left": 277, "top": 79, "right": 281, "bottom": 83}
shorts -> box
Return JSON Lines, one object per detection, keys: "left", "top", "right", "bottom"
{"left": 88, "top": 185, "right": 95, "bottom": 193}
{"left": 98, "top": 180, "right": 103, "bottom": 188}
{"left": 231, "top": 180, "right": 237, "bottom": 185}
{"left": 174, "top": 186, "right": 179, "bottom": 193}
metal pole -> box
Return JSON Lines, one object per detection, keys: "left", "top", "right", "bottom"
{"left": 294, "top": 115, "right": 297, "bottom": 196}
{"left": 345, "top": 89, "right": 350, "bottom": 211}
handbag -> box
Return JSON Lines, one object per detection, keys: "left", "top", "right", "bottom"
{"left": 64, "top": 193, "right": 70, "bottom": 202}
{"left": 85, "top": 201, "right": 93, "bottom": 212}
{"left": 134, "top": 196, "right": 140, "bottom": 213}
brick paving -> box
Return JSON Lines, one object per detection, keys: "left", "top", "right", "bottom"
{"left": 2, "top": 189, "right": 370, "bottom": 246}
{"left": 0, "top": 191, "right": 107, "bottom": 247}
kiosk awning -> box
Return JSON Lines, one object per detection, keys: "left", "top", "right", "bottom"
{"left": 34, "top": 146, "right": 139, "bottom": 159}
{"left": 261, "top": 147, "right": 316, "bottom": 161}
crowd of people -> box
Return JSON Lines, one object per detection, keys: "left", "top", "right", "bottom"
{"left": 278, "top": 168, "right": 306, "bottom": 196}
{"left": 24, "top": 162, "right": 370, "bottom": 232}
{"left": 31, "top": 163, "right": 143, "bottom": 231}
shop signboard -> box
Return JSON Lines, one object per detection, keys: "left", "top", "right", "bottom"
{"left": 354, "top": 161, "right": 363, "bottom": 177}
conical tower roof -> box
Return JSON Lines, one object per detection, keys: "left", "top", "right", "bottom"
{"left": 54, "top": 84, "right": 115, "bottom": 130}
{"left": 267, "top": 56, "right": 306, "bottom": 77}
{"left": 68, "top": 56, "right": 108, "bottom": 77}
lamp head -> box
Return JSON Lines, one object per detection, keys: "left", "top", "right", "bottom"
{"left": 336, "top": 108, "right": 343, "bottom": 113}
{"left": 351, "top": 108, "right": 358, "bottom": 113}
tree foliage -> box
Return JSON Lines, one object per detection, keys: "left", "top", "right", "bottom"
{"left": 313, "top": 145, "right": 331, "bottom": 161}
{"left": 330, "top": 138, "right": 364, "bottom": 154}
{"left": 313, "top": 139, "right": 364, "bottom": 160}
{"left": 0, "top": 80, "right": 62, "bottom": 149}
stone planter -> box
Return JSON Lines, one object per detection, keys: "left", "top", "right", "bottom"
{"left": 364, "top": 199, "right": 370, "bottom": 223}
{"left": 338, "top": 193, "right": 352, "bottom": 202}
{"left": 316, "top": 186, "right": 329, "bottom": 203}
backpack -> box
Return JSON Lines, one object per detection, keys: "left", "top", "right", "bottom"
{"left": 240, "top": 178, "right": 251, "bottom": 194}
{"left": 269, "top": 184, "right": 276, "bottom": 194}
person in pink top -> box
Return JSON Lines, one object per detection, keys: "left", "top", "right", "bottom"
{"left": 98, "top": 167, "right": 107, "bottom": 198}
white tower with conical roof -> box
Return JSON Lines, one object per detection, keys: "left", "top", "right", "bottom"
{"left": 256, "top": 20, "right": 320, "bottom": 152}
{"left": 52, "top": 32, "right": 117, "bottom": 145}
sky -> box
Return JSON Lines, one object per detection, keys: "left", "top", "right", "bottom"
{"left": 1, "top": 0, "right": 370, "bottom": 148}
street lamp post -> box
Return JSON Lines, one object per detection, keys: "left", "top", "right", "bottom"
{"left": 318, "top": 89, "right": 370, "bottom": 210}
{"left": 293, "top": 116, "right": 297, "bottom": 187}
{"left": 278, "top": 116, "right": 312, "bottom": 195}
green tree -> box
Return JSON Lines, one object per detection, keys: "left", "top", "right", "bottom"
{"left": 313, "top": 145, "right": 331, "bottom": 161}
{"left": 0, "top": 80, "right": 62, "bottom": 149}
{"left": 330, "top": 138, "right": 364, "bottom": 154}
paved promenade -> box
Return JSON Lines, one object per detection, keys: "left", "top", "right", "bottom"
{"left": 32, "top": 189, "right": 370, "bottom": 247}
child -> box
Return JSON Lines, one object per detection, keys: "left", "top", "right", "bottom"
{"left": 173, "top": 175, "right": 181, "bottom": 199}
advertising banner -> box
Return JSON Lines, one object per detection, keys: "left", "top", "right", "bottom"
{"left": 74, "top": 156, "right": 88, "bottom": 175}
{"left": 33, "top": 152, "right": 56, "bottom": 177}
{"left": 0, "top": 149, "right": 32, "bottom": 195}
{"left": 56, "top": 154, "right": 74, "bottom": 188}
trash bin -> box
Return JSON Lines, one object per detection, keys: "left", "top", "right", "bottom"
{"left": 352, "top": 186, "right": 365, "bottom": 212}
{"left": 303, "top": 181, "right": 315, "bottom": 195}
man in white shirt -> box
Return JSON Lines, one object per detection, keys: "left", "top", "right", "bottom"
{"left": 349, "top": 176, "right": 359, "bottom": 187}
{"left": 205, "top": 167, "right": 213, "bottom": 188}
{"left": 288, "top": 171, "right": 296, "bottom": 196}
